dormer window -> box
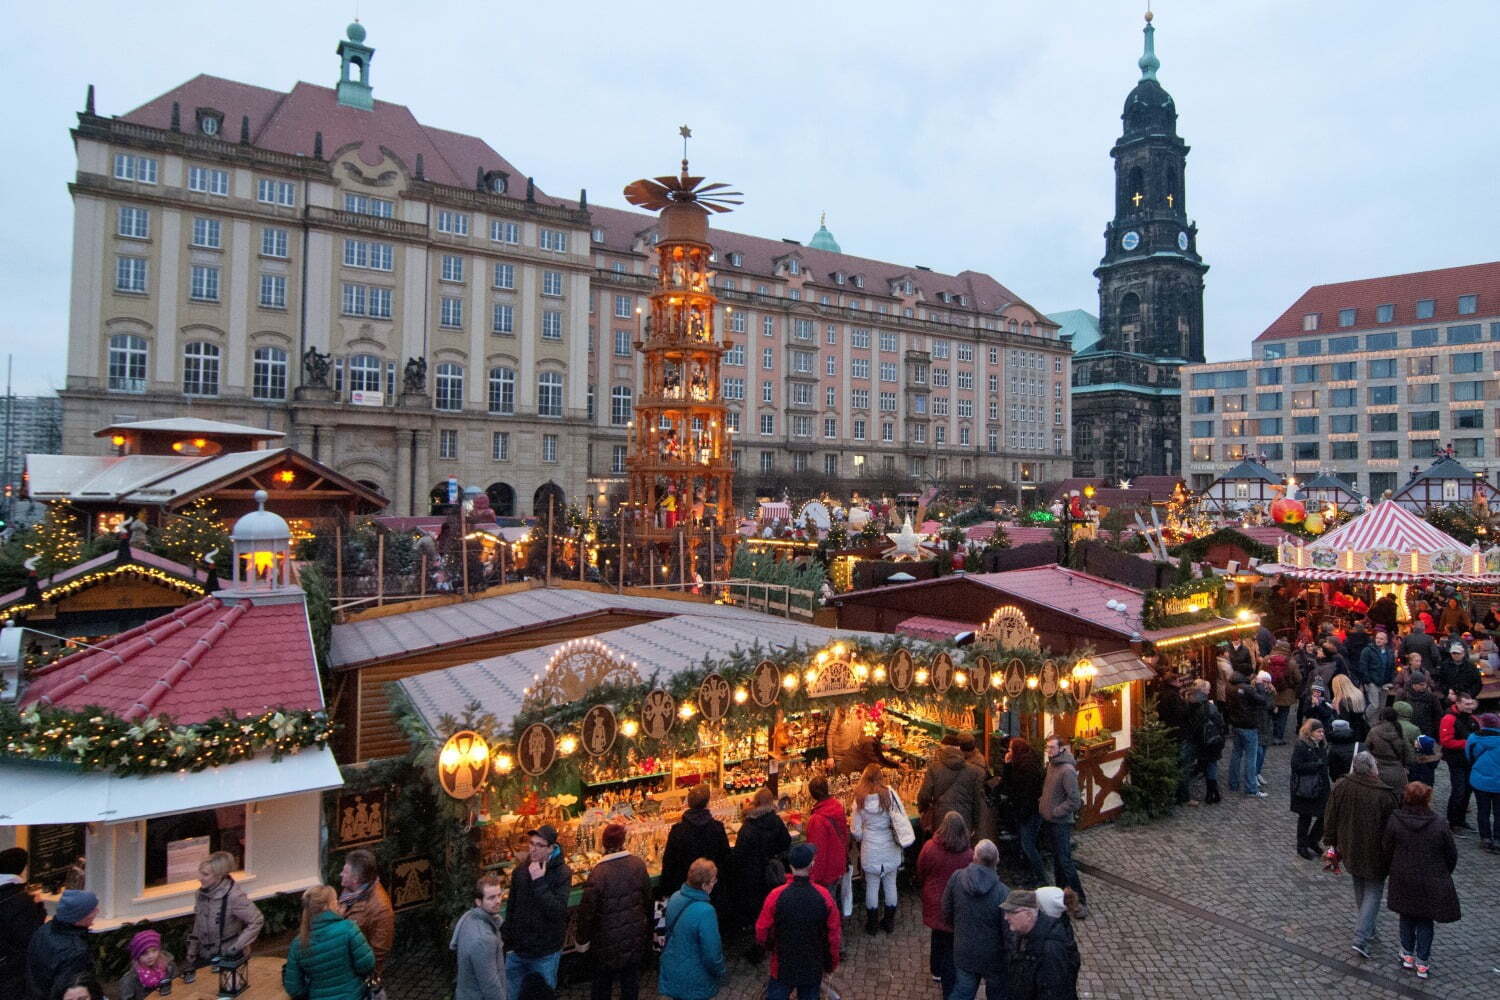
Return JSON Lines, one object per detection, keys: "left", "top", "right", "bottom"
{"left": 955, "top": 294, "right": 965, "bottom": 307}
{"left": 484, "top": 171, "right": 509, "bottom": 195}
{"left": 196, "top": 109, "right": 223, "bottom": 136}
{"left": 853, "top": 275, "right": 864, "bottom": 289}
{"left": 904, "top": 281, "right": 914, "bottom": 295}
{"left": 833, "top": 272, "right": 845, "bottom": 285}
{"left": 1302, "top": 313, "right": 1320, "bottom": 331}
{"left": 730, "top": 252, "right": 743, "bottom": 267}
{"left": 787, "top": 259, "right": 801, "bottom": 275}
{"left": 709, "top": 251, "right": 718, "bottom": 263}
{"left": 592, "top": 227, "right": 605, "bottom": 242}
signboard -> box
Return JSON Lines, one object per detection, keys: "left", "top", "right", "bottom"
{"left": 166, "top": 835, "right": 211, "bottom": 885}
{"left": 1160, "top": 590, "right": 1216, "bottom": 618}
{"left": 698, "top": 673, "right": 732, "bottom": 723}
{"left": 438, "top": 730, "right": 492, "bottom": 799}
{"left": 335, "top": 789, "right": 387, "bottom": 849}
{"left": 349, "top": 390, "right": 384, "bottom": 407}
{"left": 27, "top": 824, "right": 86, "bottom": 892}
{"left": 582, "top": 705, "right": 618, "bottom": 757}
{"left": 447, "top": 476, "right": 460, "bottom": 505}
{"left": 517, "top": 723, "right": 557, "bottom": 776}
{"left": 750, "top": 661, "right": 780, "bottom": 707}
{"left": 391, "top": 855, "right": 435, "bottom": 912}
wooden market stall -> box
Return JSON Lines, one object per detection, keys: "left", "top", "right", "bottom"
{"left": 1390, "top": 456, "right": 1500, "bottom": 513}
{"left": 0, "top": 546, "right": 210, "bottom": 640}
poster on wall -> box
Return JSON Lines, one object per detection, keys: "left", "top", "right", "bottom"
{"left": 27, "top": 824, "right": 86, "bottom": 892}
{"left": 392, "top": 855, "right": 435, "bottom": 912}
{"left": 335, "top": 789, "right": 387, "bottom": 849}
{"left": 166, "top": 836, "right": 211, "bottom": 885}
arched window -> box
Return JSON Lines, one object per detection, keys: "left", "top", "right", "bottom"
{"left": 487, "top": 367, "right": 516, "bottom": 415}
{"left": 1021, "top": 322, "right": 1032, "bottom": 337}
{"left": 434, "top": 362, "right": 464, "bottom": 411}
{"left": 252, "top": 346, "right": 287, "bottom": 400}
{"left": 486, "top": 482, "right": 515, "bottom": 517}
{"left": 183, "top": 341, "right": 220, "bottom": 396}
{"left": 107, "top": 334, "right": 148, "bottom": 392}
{"left": 537, "top": 371, "right": 563, "bottom": 418}
{"left": 349, "top": 354, "right": 382, "bottom": 394}
{"left": 610, "top": 385, "right": 633, "bottom": 426}
{"left": 1007, "top": 319, "right": 1019, "bottom": 333}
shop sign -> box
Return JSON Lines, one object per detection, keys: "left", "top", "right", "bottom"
{"left": 335, "top": 788, "right": 387, "bottom": 848}
{"left": 517, "top": 723, "right": 557, "bottom": 776}
{"left": 582, "top": 705, "right": 618, "bottom": 757}
{"left": 1040, "top": 659, "right": 1059, "bottom": 697}
{"left": 808, "top": 657, "right": 860, "bottom": 698}
{"left": 27, "top": 824, "right": 86, "bottom": 892}
{"left": 750, "top": 661, "right": 781, "bottom": 707}
{"left": 1160, "top": 590, "right": 1216, "bottom": 618}
{"left": 1003, "top": 658, "right": 1026, "bottom": 698}
{"left": 641, "top": 689, "right": 676, "bottom": 740}
{"left": 391, "top": 855, "right": 435, "bottom": 912}
{"left": 698, "top": 673, "right": 732, "bottom": 723}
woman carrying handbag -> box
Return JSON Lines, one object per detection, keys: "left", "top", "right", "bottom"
{"left": 1289, "top": 719, "right": 1331, "bottom": 858}
{"left": 850, "top": 764, "right": 915, "bottom": 936}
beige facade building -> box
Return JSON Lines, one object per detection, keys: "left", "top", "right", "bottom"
{"left": 1182, "top": 261, "right": 1500, "bottom": 499}
{"left": 61, "top": 24, "right": 1070, "bottom": 517}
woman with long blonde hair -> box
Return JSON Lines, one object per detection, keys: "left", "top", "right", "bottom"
{"left": 282, "top": 885, "right": 375, "bottom": 1000}
{"left": 1331, "top": 673, "right": 1369, "bottom": 742}
{"left": 851, "top": 763, "right": 911, "bottom": 934}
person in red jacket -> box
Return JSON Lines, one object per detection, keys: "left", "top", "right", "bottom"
{"left": 1439, "top": 695, "right": 1480, "bottom": 832}
{"left": 915, "top": 812, "right": 972, "bottom": 997}
{"left": 803, "top": 775, "right": 850, "bottom": 899}
{"left": 755, "top": 843, "right": 841, "bottom": 1000}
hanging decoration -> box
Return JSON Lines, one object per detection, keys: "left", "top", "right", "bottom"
{"left": 527, "top": 638, "right": 643, "bottom": 709}
{"left": 516, "top": 722, "right": 557, "bottom": 776}
{"left": 930, "top": 651, "right": 954, "bottom": 694}
{"left": 581, "top": 705, "right": 617, "bottom": 757}
{"left": 1040, "top": 659, "right": 1059, "bottom": 698}
{"left": 970, "top": 656, "right": 991, "bottom": 692}
{"left": 1004, "top": 658, "right": 1026, "bottom": 697}
{"left": 807, "top": 644, "right": 861, "bottom": 697}
{"left": 641, "top": 689, "right": 675, "bottom": 740}
{"left": 698, "top": 673, "right": 732, "bottom": 723}
{"left": 974, "top": 606, "right": 1040, "bottom": 651}
{"left": 888, "top": 648, "right": 914, "bottom": 692}
{"left": 750, "top": 660, "right": 780, "bottom": 707}
{"left": 437, "top": 730, "right": 491, "bottom": 799}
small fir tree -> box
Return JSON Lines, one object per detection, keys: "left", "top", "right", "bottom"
{"left": 154, "top": 497, "right": 231, "bottom": 571}
{"left": 1120, "top": 694, "right": 1180, "bottom": 824}
{"left": 24, "top": 500, "right": 85, "bottom": 578}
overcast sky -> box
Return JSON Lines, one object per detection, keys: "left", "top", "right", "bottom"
{"left": 3, "top": 0, "right": 1497, "bottom": 395}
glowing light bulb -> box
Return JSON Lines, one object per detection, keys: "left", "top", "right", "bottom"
{"left": 853, "top": 663, "right": 869, "bottom": 681}
{"left": 621, "top": 719, "right": 639, "bottom": 738}
{"left": 558, "top": 735, "right": 579, "bottom": 756}
{"left": 873, "top": 666, "right": 887, "bottom": 682}
{"left": 990, "top": 673, "right": 1004, "bottom": 689}
{"left": 495, "top": 753, "right": 514, "bottom": 774}
{"left": 954, "top": 670, "right": 968, "bottom": 688}
{"left": 1026, "top": 675, "right": 1039, "bottom": 690}
{"left": 915, "top": 668, "right": 930, "bottom": 686}
{"left": 804, "top": 667, "right": 818, "bottom": 685}
{"left": 783, "top": 673, "right": 799, "bottom": 692}
{"left": 440, "top": 745, "right": 461, "bottom": 769}
{"left": 678, "top": 702, "right": 696, "bottom": 720}
{"left": 733, "top": 687, "right": 748, "bottom": 704}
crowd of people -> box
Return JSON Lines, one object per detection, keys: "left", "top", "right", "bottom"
{"left": 1155, "top": 594, "right": 1497, "bottom": 979}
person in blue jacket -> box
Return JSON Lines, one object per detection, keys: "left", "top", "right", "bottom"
{"left": 1466, "top": 711, "right": 1500, "bottom": 852}
{"left": 658, "top": 859, "right": 725, "bottom": 1000}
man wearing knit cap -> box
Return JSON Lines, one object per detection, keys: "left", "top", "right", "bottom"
{"left": 755, "top": 841, "right": 841, "bottom": 999}
{"left": 1, "top": 847, "right": 45, "bottom": 999}
{"left": 1001, "top": 888, "right": 1080, "bottom": 1000}
{"left": 25, "top": 888, "right": 96, "bottom": 1000}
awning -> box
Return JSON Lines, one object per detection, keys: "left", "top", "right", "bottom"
{"left": 0, "top": 747, "right": 343, "bottom": 826}
{"left": 1090, "top": 649, "right": 1156, "bottom": 688}
{"left": 894, "top": 615, "right": 974, "bottom": 642}
{"left": 1278, "top": 568, "right": 1494, "bottom": 584}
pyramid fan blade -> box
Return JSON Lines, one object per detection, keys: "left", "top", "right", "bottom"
{"left": 680, "top": 176, "right": 705, "bottom": 190}
{"left": 623, "top": 179, "right": 672, "bottom": 210}
{"left": 696, "top": 182, "right": 735, "bottom": 193}
{"left": 655, "top": 175, "right": 686, "bottom": 188}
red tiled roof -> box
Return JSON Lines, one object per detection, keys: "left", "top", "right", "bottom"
{"left": 894, "top": 615, "right": 975, "bottom": 642}
{"left": 120, "top": 75, "right": 563, "bottom": 201}
{"left": 588, "top": 205, "right": 1055, "bottom": 327}
{"left": 1254, "top": 261, "right": 1500, "bottom": 342}
{"left": 22, "top": 596, "right": 322, "bottom": 723}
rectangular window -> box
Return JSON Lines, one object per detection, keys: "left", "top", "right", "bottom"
{"left": 256, "top": 179, "right": 296, "bottom": 206}
{"left": 1366, "top": 331, "right": 1397, "bottom": 350}
{"left": 538, "top": 228, "right": 568, "bottom": 252}
{"left": 492, "top": 431, "right": 511, "bottom": 461}
{"left": 1370, "top": 441, "right": 1399, "bottom": 459}
{"left": 1330, "top": 334, "right": 1358, "bottom": 353}
{"left": 542, "top": 270, "right": 564, "bottom": 296}
{"left": 1254, "top": 417, "right": 1282, "bottom": 435}
{"left": 1292, "top": 415, "right": 1319, "bottom": 435}
{"left": 1454, "top": 408, "right": 1484, "bottom": 429}
{"left": 610, "top": 444, "right": 627, "bottom": 474}
{"left": 791, "top": 415, "right": 811, "bottom": 437}
{"left": 724, "top": 343, "right": 744, "bottom": 366}
{"left": 258, "top": 273, "right": 286, "bottom": 309}
{"left": 191, "top": 217, "right": 221, "bottom": 248}
{"left": 790, "top": 383, "right": 813, "bottom": 406}
{"left": 826, "top": 355, "right": 837, "bottom": 376}
{"left": 144, "top": 805, "right": 244, "bottom": 888}
{"left": 1368, "top": 412, "right": 1397, "bottom": 432}
{"left": 879, "top": 392, "right": 896, "bottom": 412}
{"left": 762, "top": 381, "right": 773, "bottom": 403}
{"left": 1261, "top": 342, "right": 1286, "bottom": 359}
{"left": 852, "top": 328, "right": 871, "bottom": 348}
{"left": 763, "top": 316, "right": 775, "bottom": 338}
{"left": 1329, "top": 388, "right": 1356, "bottom": 407}
{"left": 541, "top": 310, "right": 562, "bottom": 340}
{"left": 851, "top": 388, "right": 870, "bottom": 409}
{"left": 1257, "top": 367, "right": 1282, "bottom": 385}
{"left": 760, "top": 451, "right": 774, "bottom": 473}
{"left": 793, "top": 318, "right": 814, "bottom": 340}
{"left": 1366, "top": 358, "right": 1397, "bottom": 378}
{"left": 611, "top": 329, "right": 631, "bottom": 357}
{"left": 1336, "top": 310, "right": 1356, "bottom": 329}
{"left": 491, "top": 304, "right": 514, "bottom": 334}
{"left": 115, "top": 255, "right": 147, "bottom": 293}
{"left": 1409, "top": 383, "right": 1439, "bottom": 404}
{"left": 1448, "top": 324, "right": 1482, "bottom": 345}
{"left": 342, "top": 283, "right": 366, "bottom": 316}
{"left": 540, "top": 433, "right": 558, "bottom": 462}
{"left": 113, "top": 153, "right": 158, "bottom": 183}
{"left": 760, "top": 413, "right": 775, "bottom": 435}
{"left": 1302, "top": 313, "right": 1320, "bottom": 331}
{"left": 911, "top": 395, "right": 927, "bottom": 415}
{"left": 1293, "top": 442, "right": 1319, "bottom": 460}
{"left": 879, "top": 331, "right": 897, "bottom": 352}
{"left": 1451, "top": 351, "right": 1484, "bottom": 374}
{"left": 1291, "top": 364, "right": 1318, "bottom": 384}
{"left": 851, "top": 358, "right": 870, "bottom": 379}
{"left": 487, "top": 263, "right": 514, "bottom": 291}
{"left": 613, "top": 294, "right": 632, "bottom": 318}
{"left": 1291, "top": 390, "right": 1317, "bottom": 409}
{"left": 1458, "top": 294, "right": 1479, "bottom": 315}
{"left": 438, "top": 429, "right": 458, "bottom": 459}
{"left": 261, "top": 227, "right": 288, "bottom": 258}
{"left": 117, "top": 205, "right": 149, "bottom": 239}
{"left": 879, "top": 362, "right": 897, "bottom": 382}
{"left": 440, "top": 297, "right": 463, "bottom": 328}
{"left": 1191, "top": 396, "right": 1214, "bottom": 414}
{"left": 344, "top": 193, "right": 394, "bottom": 217}
{"left": 188, "top": 165, "right": 229, "bottom": 195}
{"left": 1367, "top": 385, "right": 1397, "bottom": 405}
{"left": 1257, "top": 392, "right": 1281, "bottom": 410}
{"left": 1376, "top": 303, "right": 1395, "bottom": 323}
{"left": 1190, "top": 420, "right": 1214, "bottom": 438}
{"left": 1454, "top": 438, "right": 1484, "bottom": 458}
{"left": 189, "top": 265, "right": 220, "bottom": 302}
{"left": 1415, "top": 298, "right": 1436, "bottom": 319}
{"left": 491, "top": 220, "right": 520, "bottom": 244}
{"left": 1451, "top": 380, "right": 1486, "bottom": 402}
{"left": 441, "top": 255, "right": 465, "bottom": 282}
{"left": 1329, "top": 361, "right": 1356, "bottom": 380}
{"left": 1296, "top": 339, "right": 1323, "bottom": 356}
{"left": 1410, "top": 411, "right": 1440, "bottom": 431}
{"left": 1412, "top": 328, "right": 1438, "bottom": 347}
{"left": 537, "top": 372, "right": 563, "bottom": 417}
{"left": 722, "top": 377, "right": 744, "bottom": 400}
{"left": 1331, "top": 441, "right": 1358, "bottom": 460}
{"left": 436, "top": 211, "right": 469, "bottom": 236}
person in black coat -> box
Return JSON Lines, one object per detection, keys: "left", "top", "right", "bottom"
{"left": 1381, "top": 782, "right": 1460, "bottom": 976}
{"left": 25, "top": 890, "right": 96, "bottom": 1000}
{"left": 0, "top": 848, "right": 45, "bottom": 1000}
{"left": 1002, "top": 889, "right": 1080, "bottom": 1000}
{"left": 1326, "top": 718, "right": 1358, "bottom": 783}
{"left": 1289, "top": 720, "right": 1332, "bottom": 858}
{"left": 729, "top": 788, "right": 791, "bottom": 940}
{"left": 658, "top": 784, "right": 732, "bottom": 905}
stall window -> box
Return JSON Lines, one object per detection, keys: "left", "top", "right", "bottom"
{"left": 144, "top": 805, "right": 246, "bottom": 888}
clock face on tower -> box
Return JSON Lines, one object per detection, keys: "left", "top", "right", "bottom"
{"left": 1178, "top": 231, "right": 1189, "bottom": 251}
{"left": 1121, "top": 231, "right": 1140, "bottom": 251}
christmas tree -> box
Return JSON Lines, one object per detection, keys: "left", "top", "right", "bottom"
{"left": 1119, "top": 694, "right": 1180, "bottom": 824}
{"left": 154, "top": 497, "right": 230, "bottom": 571}
{"left": 24, "top": 500, "right": 85, "bottom": 579}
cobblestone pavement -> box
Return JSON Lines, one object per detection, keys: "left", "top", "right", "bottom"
{"left": 389, "top": 741, "right": 1500, "bottom": 999}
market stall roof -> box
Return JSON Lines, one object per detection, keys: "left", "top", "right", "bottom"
{"left": 1276, "top": 499, "right": 1497, "bottom": 582}
{"left": 1089, "top": 648, "right": 1157, "bottom": 688}
{"left": 0, "top": 546, "right": 207, "bottom": 620}
{"left": 0, "top": 747, "right": 341, "bottom": 826}
{"left": 1213, "top": 460, "right": 1280, "bottom": 483}
{"left": 1051, "top": 476, "right": 1185, "bottom": 505}
{"left": 894, "top": 615, "right": 974, "bottom": 642}
{"left": 395, "top": 610, "right": 894, "bottom": 737}
{"left": 1299, "top": 473, "right": 1363, "bottom": 501}
{"left": 331, "top": 587, "right": 797, "bottom": 670}
{"left": 22, "top": 593, "right": 323, "bottom": 723}
{"left": 93, "top": 417, "right": 285, "bottom": 442}
{"left": 963, "top": 523, "right": 1055, "bottom": 546}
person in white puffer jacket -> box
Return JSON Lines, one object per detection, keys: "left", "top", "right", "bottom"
{"left": 850, "top": 763, "right": 911, "bottom": 935}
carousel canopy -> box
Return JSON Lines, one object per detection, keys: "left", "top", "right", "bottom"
{"left": 1277, "top": 500, "right": 1498, "bottom": 582}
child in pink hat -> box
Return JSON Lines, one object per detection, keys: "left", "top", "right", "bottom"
{"left": 118, "top": 928, "right": 177, "bottom": 1000}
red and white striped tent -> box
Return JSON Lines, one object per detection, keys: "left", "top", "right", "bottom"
{"left": 1276, "top": 500, "right": 1500, "bottom": 582}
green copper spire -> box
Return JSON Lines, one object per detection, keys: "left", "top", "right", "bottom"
{"left": 336, "top": 21, "right": 375, "bottom": 110}
{"left": 808, "top": 212, "right": 841, "bottom": 252}
{"left": 1138, "top": 11, "right": 1160, "bottom": 82}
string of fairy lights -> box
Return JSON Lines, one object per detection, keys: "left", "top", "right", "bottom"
{"left": 0, "top": 564, "right": 210, "bottom": 625}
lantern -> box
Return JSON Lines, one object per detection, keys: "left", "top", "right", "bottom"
{"left": 214, "top": 950, "right": 249, "bottom": 997}
{"left": 228, "top": 490, "right": 292, "bottom": 590}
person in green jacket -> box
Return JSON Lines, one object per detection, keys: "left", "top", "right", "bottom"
{"left": 282, "top": 885, "right": 375, "bottom": 1000}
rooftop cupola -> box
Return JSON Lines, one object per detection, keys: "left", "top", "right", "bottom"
{"left": 808, "top": 212, "right": 841, "bottom": 252}
{"left": 336, "top": 21, "right": 375, "bottom": 110}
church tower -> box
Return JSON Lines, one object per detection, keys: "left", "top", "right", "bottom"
{"left": 1071, "top": 11, "right": 1208, "bottom": 480}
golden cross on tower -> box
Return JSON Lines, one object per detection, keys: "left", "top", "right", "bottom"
{"left": 1166, "top": 193, "right": 1175, "bottom": 207}
{"left": 1131, "top": 191, "right": 1144, "bottom": 207}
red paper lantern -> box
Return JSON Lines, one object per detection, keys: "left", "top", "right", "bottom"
{"left": 1270, "top": 497, "right": 1306, "bottom": 525}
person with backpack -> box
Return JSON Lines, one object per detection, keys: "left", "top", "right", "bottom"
{"left": 754, "top": 843, "right": 841, "bottom": 1000}
{"left": 1465, "top": 712, "right": 1500, "bottom": 851}
{"left": 1185, "top": 679, "right": 1226, "bottom": 804}
{"left": 658, "top": 859, "right": 724, "bottom": 1000}
{"left": 728, "top": 788, "right": 791, "bottom": 951}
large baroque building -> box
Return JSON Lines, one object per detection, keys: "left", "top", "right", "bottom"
{"left": 60, "top": 23, "right": 1071, "bottom": 517}
{"left": 1182, "top": 261, "right": 1500, "bottom": 498}
{"left": 1070, "top": 13, "right": 1207, "bottom": 480}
